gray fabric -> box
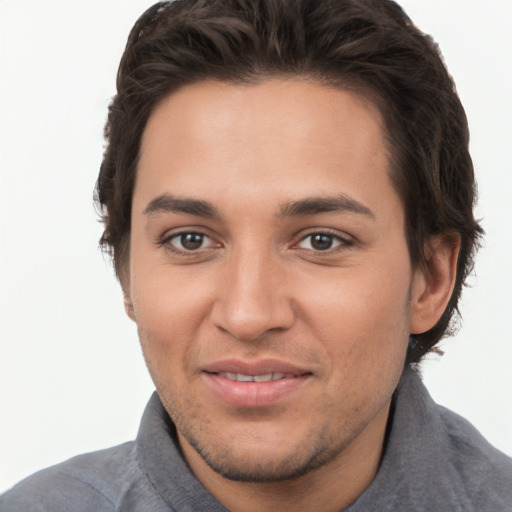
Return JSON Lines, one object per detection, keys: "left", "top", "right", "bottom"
{"left": 1, "top": 368, "right": 511, "bottom": 511}
{"left": 345, "top": 370, "right": 512, "bottom": 512}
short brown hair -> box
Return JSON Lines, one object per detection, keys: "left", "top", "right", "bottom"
{"left": 96, "top": 0, "right": 483, "bottom": 363}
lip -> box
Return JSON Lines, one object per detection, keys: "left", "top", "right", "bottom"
{"left": 202, "top": 359, "right": 312, "bottom": 408}
{"left": 202, "top": 358, "right": 311, "bottom": 376}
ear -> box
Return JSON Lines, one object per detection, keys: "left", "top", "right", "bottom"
{"left": 123, "top": 288, "right": 136, "bottom": 322}
{"left": 409, "top": 233, "right": 460, "bottom": 335}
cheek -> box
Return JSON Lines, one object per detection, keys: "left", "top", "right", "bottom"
{"left": 129, "top": 267, "right": 214, "bottom": 370}
{"left": 306, "top": 280, "right": 409, "bottom": 424}
{"left": 298, "top": 259, "right": 412, "bottom": 371}
{"left": 302, "top": 261, "right": 411, "bottom": 326}
{"left": 131, "top": 257, "right": 211, "bottom": 324}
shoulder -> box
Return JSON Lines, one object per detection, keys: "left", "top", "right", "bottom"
{"left": 367, "top": 369, "right": 512, "bottom": 511}
{"left": 438, "top": 405, "right": 512, "bottom": 508}
{"left": 0, "top": 442, "right": 144, "bottom": 512}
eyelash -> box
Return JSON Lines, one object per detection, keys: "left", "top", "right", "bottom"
{"left": 158, "top": 229, "right": 353, "bottom": 256}
{"left": 295, "top": 230, "right": 354, "bottom": 253}
{"left": 159, "top": 231, "right": 218, "bottom": 255}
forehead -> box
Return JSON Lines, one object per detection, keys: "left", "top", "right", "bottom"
{"left": 135, "top": 79, "right": 399, "bottom": 219}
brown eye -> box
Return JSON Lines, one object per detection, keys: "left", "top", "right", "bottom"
{"left": 179, "top": 233, "right": 205, "bottom": 250}
{"left": 297, "top": 232, "right": 349, "bottom": 252}
{"left": 310, "top": 234, "right": 334, "bottom": 250}
{"left": 167, "top": 232, "right": 210, "bottom": 252}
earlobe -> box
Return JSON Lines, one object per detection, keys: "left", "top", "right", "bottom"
{"left": 123, "top": 290, "right": 136, "bottom": 322}
{"left": 409, "top": 233, "right": 460, "bottom": 335}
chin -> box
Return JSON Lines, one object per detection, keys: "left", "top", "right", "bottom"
{"left": 181, "top": 422, "right": 347, "bottom": 483}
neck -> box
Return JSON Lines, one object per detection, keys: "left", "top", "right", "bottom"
{"left": 179, "top": 401, "right": 391, "bottom": 512}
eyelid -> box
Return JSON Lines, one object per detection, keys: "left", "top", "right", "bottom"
{"left": 293, "top": 228, "right": 354, "bottom": 251}
{"left": 156, "top": 226, "right": 354, "bottom": 255}
{"left": 158, "top": 228, "right": 223, "bottom": 255}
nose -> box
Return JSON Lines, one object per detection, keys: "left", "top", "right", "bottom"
{"left": 210, "top": 247, "right": 295, "bottom": 342}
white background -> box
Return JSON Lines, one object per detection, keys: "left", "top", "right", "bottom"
{"left": 1, "top": 0, "right": 511, "bottom": 494}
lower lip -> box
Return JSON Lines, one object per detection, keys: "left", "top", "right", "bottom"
{"left": 204, "top": 373, "right": 310, "bottom": 407}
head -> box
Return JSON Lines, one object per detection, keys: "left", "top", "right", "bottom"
{"left": 97, "top": 0, "right": 482, "bottom": 365}
{"left": 95, "top": 0, "right": 483, "bottom": 490}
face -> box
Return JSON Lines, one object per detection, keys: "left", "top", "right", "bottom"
{"left": 127, "top": 79, "right": 424, "bottom": 483}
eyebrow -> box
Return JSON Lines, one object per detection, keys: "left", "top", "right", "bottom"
{"left": 143, "top": 193, "right": 375, "bottom": 220}
{"left": 143, "top": 194, "right": 221, "bottom": 219}
{"left": 279, "top": 195, "right": 375, "bottom": 219}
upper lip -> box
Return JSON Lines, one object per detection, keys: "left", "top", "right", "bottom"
{"left": 202, "top": 359, "right": 311, "bottom": 376}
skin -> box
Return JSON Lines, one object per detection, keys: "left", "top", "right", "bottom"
{"left": 125, "top": 79, "right": 459, "bottom": 512}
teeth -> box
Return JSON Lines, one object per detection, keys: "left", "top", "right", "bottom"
{"left": 218, "top": 372, "right": 291, "bottom": 382}
{"left": 253, "top": 374, "right": 273, "bottom": 382}
{"left": 236, "top": 373, "right": 253, "bottom": 382}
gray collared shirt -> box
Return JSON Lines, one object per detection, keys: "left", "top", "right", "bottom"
{"left": 2, "top": 368, "right": 511, "bottom": 511}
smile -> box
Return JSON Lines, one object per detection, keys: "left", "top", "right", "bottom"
{"left": 203, "top": 365, "right": 311, "bottom": 407}
{"left": 215, "top": 372, "right": 295, "bottom": 382}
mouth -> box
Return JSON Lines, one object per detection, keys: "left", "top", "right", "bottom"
{"left": 214, "top": 372, "right": 300, "bottom": 382}
{"left": 202, "top": 360, "right": 312, "bottom": 407}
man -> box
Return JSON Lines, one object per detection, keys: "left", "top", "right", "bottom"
{"left": 1, "top": 0, "right": 511, "bottom": 510}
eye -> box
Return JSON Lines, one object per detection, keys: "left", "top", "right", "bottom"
{"left": 296, "top": 232, "right": 349, "bottom": 251}
{"left": 164, "top": 232, "right": 217, "bottom": 252}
